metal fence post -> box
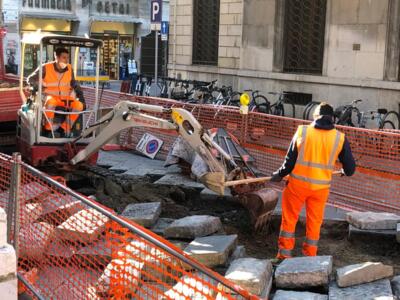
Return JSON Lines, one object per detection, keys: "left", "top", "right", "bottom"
{"left": 7, "top": 152, "right": 21, "bottom": 256}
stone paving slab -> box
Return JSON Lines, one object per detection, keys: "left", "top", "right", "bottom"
{"left": 76, "top": 239, "right": 112, "bottom": 261}
{"left": 0, "top": 208, "right": 6, "bottom": 247}
{"left": 346, "top": 211, "right": 400, "bottom": 230}
{"left": 329, "top": 279, "right": 394, "bottom": 300}
{"left": 0, "top": 182, "right": 50, "bottom": 203}
{"left": 348, "top": 224, "right": 397, "bottom": 241}
{"left": 40, "top": 194, "right": 83, "bottom": 219}
{"left": 275, "top": 256, "right": 332, "bottom": 289}
{"left": 225, "top": 245, "right": 246, "bottom": 267}
{"left": 151, "top": 218, "right": 175, "bottom": 236}
{"left": 184, "top": 235, "right": 238, "bottom": 267}
{"left": 0, "top": 244, "right": 16, "bottom": 278}
{"left": 273, "top": 290, "right": 328, "bottom": 300}
{"left": 56, "top": 208, "right": 109, "bottom": 244}
{"left": 200, "top": 188, "right": 234, "bottom": 201}
{"left": 97, "top": 151, "right": 180, "bottom": 177}
{"left": 164, "top": 215, "right": 223, "bottom": 239}
{"left": 224, "top": 258, "right": 272, "bottom": 296}
{"left": 336, "top": 262, "right": 393, "bottom": 287}
{"left": 154, "top": 173, "right": 205, "bottom": 190}
{"left": 164, "top": 272, "right": 218, "bottom": 299}
{"left": 121, "top": 202, "right": 161, "bottom": 228}
{"left": 19, "top": 222, "right": 55, "bottom": 261}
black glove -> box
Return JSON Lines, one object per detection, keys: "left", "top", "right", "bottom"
{"left": 270, "top": 171, "right": 283, "bottom": 182}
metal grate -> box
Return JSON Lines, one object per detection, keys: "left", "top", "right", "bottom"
{"left": 192, "top": 0, "right": 220, "bottom": 66}
{"left": 283, "top": 0, "right": 327, "bottom": 74}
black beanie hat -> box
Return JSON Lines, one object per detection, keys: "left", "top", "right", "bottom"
{"left": 314, "top": 102, "right": 334, "bottom": 117}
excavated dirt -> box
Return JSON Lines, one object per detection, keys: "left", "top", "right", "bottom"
{"left": 70, "top": 166, "right": 400, "bottom": 275}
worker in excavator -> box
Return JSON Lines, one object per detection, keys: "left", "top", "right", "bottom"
{"left": 26, "top": 47, "right": 85, "bottom": 138}
{"left": 270, "top": 102, "right": 355, "bottom": 261}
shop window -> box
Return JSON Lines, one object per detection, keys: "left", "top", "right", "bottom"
{"left": 283, "top": 0, "right": 327, "bottom": 74}
{"left": 192, "top": 0, "right": 220, "bottom": 66}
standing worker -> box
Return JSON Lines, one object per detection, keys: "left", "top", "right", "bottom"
{"left": 26, "top": 47, "right": 85, "bottom": 138}
{"left": 271, "top": 102, "right": 355, "bottom": 260}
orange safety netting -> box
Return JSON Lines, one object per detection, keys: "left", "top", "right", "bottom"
{"left": 84, "top": 88, "right": 400, "bottom": 215}
{"left": 0, "top": 154, "right": 256, "bottom": 299}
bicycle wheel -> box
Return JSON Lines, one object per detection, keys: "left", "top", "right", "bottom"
{"left": 283, "top": 100, "right": 296, "bottom": 118}
{"left": 382, "top": 111, "right": 400, "bottom": 129}
{"left": 303, "top": 102, "right": 320, "bottom": 120}
{"left": 271, "top": 103, "right": 284, "bottom": 116}
{"left": 381, "top": 120, "right": 396, "bottom": 130}
{"left": 253, "top": 95, "right": 271, "bottom": 114}
{"left": 227, "top": 92, "right": 241, "bottom": 107}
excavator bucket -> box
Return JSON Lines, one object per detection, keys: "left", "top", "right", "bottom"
{"left": 199, "top": 172, "right": 226, "bottom": 195}
{"left": 236, "top": 188, "right": 279, "bottom": 231}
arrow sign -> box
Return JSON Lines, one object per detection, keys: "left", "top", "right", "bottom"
{"left": 151, "top": 0, "right": 162, "bottom": 24}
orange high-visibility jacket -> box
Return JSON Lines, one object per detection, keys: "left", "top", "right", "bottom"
{"left": 289, "top": 125, "right": 345, "bottom": 190}
{"left": 43, "top": 62, "right": 73, "bottom": 98}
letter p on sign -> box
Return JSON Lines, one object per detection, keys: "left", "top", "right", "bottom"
{"left": 151, "top": 0, "right": 162, "bottom": 23}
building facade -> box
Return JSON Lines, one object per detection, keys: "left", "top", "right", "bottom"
{"left": 168, "top": 0, "right": 400, "bottom": 113}
{"left": 2, "top": 0, "right": 152, "bottom": 80}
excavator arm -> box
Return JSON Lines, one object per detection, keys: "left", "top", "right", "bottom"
{"left": 70, "top": 100, "right": 228, "bottom": 191}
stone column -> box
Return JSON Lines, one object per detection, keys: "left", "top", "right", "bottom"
{"left": 0, "top": 208, "right": 17, "bottom": 300}
{"left": 272, "top": 0, "right": 285, "bottom": 72}
{"left": 384, "top": 0, "right": 400, "bottom": 81}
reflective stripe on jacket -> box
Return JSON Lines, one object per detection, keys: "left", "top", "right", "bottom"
{"left": 43, "top": 62, "right": 73, "bottom": 97}
{"left": 289, "top": 125, "right": 345, "bottom": 190}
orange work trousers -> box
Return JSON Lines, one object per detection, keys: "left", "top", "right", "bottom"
{"left": 277, "top": 182, "right": 330, "bottom": 258}
{"left": 44, "top": 95, "right": 84, "bottom": 133}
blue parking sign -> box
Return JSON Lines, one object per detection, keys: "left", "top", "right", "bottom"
{"left": 161, "top": 21, "right": 169, "bottom": 35}
{"left": 151, "top": 0, "right": 162, "bottom": 23}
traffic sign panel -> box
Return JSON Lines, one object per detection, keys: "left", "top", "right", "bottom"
{"left": 151, "top": 0, "right": 162, "bottom": 24}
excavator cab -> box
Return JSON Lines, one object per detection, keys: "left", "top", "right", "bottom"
{"left": 17, "top": 32, "right": 104, "bottom": 166}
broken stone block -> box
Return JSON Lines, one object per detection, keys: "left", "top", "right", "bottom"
{"left": 260, "top": 276, "right": 273, "bottom": 299}
{"left": 226, "top": 245, "right": 246, "bottom": 267}
{"left": 154, "top": 173, "right": 205, "bottom": 190}
{"left": 224, "top": 258, "right": 272, "bottom": 296}
{"left": 391, "top": 275, "right": 400, "bottom": 298}
{"left": 0, "top": 244, "right": 16, "bottom": 277}
{"left": 97, "top": 258, "right": 144, "bottom": 295}
{"left": 0, "top": 276, "right": 17, "bottom": 300}
{"left": 336, "top": 262, "right": 394, "bottom": 287}
{"left": 121, "top": 202, "right": 161, "bottom": 228}
{"left": 19, "top": 222, "right": 55, "bottom": 261}
{"left": 76, "top": 239, "right": 112, "bottom": 262}
{"left": 151, "top": 218, "right": 175, "bottom": 236}
{"left": 134, "top": 283, "right": 168, "bottom": 299}
{"left": 40, "top": 194, "right": 83, "bottom": 220}
{"left": 397, "top": 223, "right": 400, "bottom": 243}
{"left": 21, "top": 203, "right": 42, "bottom": 227}
{"left": 273, "top": 290, "right": 328, "bottom": 300}
{"left": 346, "top": 211, "right": 400, "bottom": 230}
{"left": 164, "top": 215, "right": 223, "bottom": 239}
{"left": 0, "top": 208, "right": 6, "bottom": 247}
{"left": 184, "top": 235, "right": 238, "bottom": 267}
{"left": 164, "top": 272, "right": 218, "bottom": 299}
{"left": 56, "top": 208, "right": 109, "bottom": 244}
{"left": 167, "top": 239, "right": 190, "bottom": 250}
{"left": 47, "top": 239, "right": 75, "bottom": 259}
{"left": 329, "top": 279, "right": 394, "bottom": 299}
{"left": 200, "top": 188, "right": 233, "bottom": 201}
{"left": 348, "top": 224, "right": 397, "bottom": 241}
{"left": 275, "top": 256, "right": 332, "bottom": 289}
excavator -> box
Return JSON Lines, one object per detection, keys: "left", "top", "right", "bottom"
{"left": 16, "top": 33, "right": 278, "bottom": 230}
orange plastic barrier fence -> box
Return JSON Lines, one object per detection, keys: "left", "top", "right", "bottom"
{"left": 0, "top": 153, "right": 257, "bottom": 299}
{"left": 84, "top": 88, "right": 400, "bottom": 215}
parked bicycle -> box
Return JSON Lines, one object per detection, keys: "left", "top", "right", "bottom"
{"left": 242, "top": 89, "right": 270, "bottom": 113}
{"left": 267, "top": 92, "right": 296, "bottom": 118}
{"left": 334, "top": 99, "right": 400, "bottom": 129}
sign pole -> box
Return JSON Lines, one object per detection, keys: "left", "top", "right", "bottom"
{"left": 155, "top": 30, "right": 158, "bottom": 84}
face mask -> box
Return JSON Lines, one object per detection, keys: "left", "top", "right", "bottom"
{"left": 59, "top": 62, "right": 67, "bottom": 69}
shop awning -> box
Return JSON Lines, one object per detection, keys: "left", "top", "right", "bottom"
{"left": 89, "top": 16, "right": 143, "bottom": 24}
{"left": 20, "top": 12, "right": 79, "bottom": 21}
